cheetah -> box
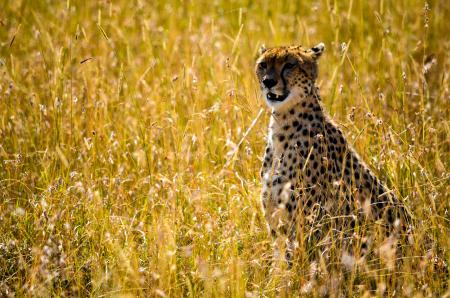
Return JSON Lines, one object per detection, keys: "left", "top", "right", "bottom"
{"left": 255, "top": 43, "right": 411, "bottom": 264}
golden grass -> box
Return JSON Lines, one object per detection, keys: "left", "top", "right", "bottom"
{"left": 0, "top": 0, "right": 449, "bottom": 296}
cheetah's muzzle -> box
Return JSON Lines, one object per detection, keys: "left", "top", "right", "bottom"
{"left": 267, "top": 92, "right": 289, "bottom": 102}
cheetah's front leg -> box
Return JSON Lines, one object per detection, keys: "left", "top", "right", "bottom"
{"left": 261, "top": 146, "right": 300, "bottom": 265}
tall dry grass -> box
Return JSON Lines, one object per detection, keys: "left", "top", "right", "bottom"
{"left": 0, "top": 0, "right": 449, "bottom": 296}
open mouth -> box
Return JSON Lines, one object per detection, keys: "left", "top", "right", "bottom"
{"left": 267, "top": 92, "right": 289, "bottom": 102}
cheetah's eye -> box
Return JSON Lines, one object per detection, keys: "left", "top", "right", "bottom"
{"left": 259, "top": 62, "right": 267, "bottom": 69}
{"left": 284, "top": 63, "right": 296, "bottom": 70}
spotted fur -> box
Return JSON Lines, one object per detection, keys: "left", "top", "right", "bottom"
{"left": 255, "top": 43, "right": 411, "bottom": 263}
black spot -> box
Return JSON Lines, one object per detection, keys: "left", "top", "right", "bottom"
{"left": 302, "top": 129, "right": 308, "bottom": 136}
{"left": 310, "top": 189, "right": 316, "bottom": 196}
{"left": 293, "top": 120, "right": 299, "bottom": 127}
{"left": 284, "top": 143, "right": 289, "bottom": 149}
{"left": 290, "top": 109, "right": 295, "bottom": 115}
{"left": 308, "top": 114, "right": 314, "bottom": 121}
{"left": 283, "top": 125, "right": 290, "bottom": 130}
{"left": 293, "top": 157, "right": 297, "bottom": 164}
{"left": 304, "top": 140, "right": 309, "bottom": 148}
{"left": 279, "top": 135, "right": 285, "bottom": 142}
{"left": 320, "top": 166, "right": 326, "bottom": 174}
{"left": 312, "top": 176, "right": 317, "bottom": 184}
{"left": 271, "top": 229, "right": 276, "bottom": 237}
{"left": 313, "top": 161, "right": 318, "bottom": 169}
{"left": 306, "top": 169, "right": 311, "bottom": 176}
{"left": 345, "top": 205, "right": 351, "bottom": 213}
{"left": 289, "top": 133, "right": 294, "bottom": 139}
{"left": 355, "top": 172, "right": 360, "bottom": 179}
{"left": 387, "top": 208, "right": 395, "bottom": 223}
{"left": 286, "top": 203, "right": 293, "bottom": 212}
{"left": 302, "top": 102, "right": 306, "bottom": 107}
{"left": 308, "top": 103, "right": 314, "bottom": 108}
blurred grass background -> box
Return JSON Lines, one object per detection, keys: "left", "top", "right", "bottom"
{"left": 0, "top": 0, "right": 449, "bottom": 296}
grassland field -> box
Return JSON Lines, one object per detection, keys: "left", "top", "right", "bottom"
{"left": 0, "top": 0, "right": 449, "bottom": 297}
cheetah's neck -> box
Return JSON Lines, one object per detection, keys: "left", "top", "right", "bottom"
{"left": 270, "top": 87, "right": 324, "bottom": 130}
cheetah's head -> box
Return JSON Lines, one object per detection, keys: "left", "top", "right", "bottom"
{"left": 255, "top": 43, "right": 324, "bottom": 111}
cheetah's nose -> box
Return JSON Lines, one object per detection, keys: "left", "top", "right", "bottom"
{"left": 263, "top": 78, "right": 277, "bottom": 88}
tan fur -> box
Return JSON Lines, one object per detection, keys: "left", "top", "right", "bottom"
{"left": 255, "top": 44, "right": 410, "bottom": 263}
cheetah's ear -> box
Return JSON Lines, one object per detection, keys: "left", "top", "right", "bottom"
{"left": 310, "top": 42, "right": 325, "bottom": 60}
{"left": 258, "top": 44, "right": 267, "bottom": 56}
